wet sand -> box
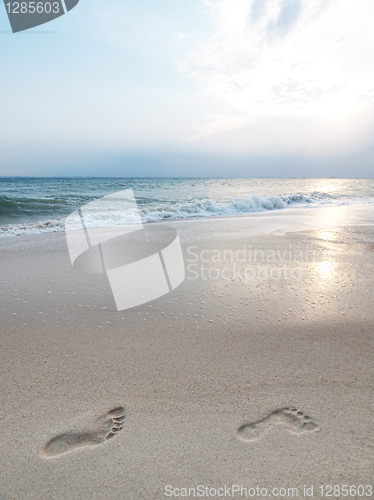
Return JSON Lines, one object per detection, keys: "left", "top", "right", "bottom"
{"left": 0, "top": 214, "right": 373, "bottom": 499}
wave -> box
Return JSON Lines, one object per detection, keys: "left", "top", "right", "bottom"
{"left": 0, "top": 191, "right": 344, "bottom": 237}
{"left": 0, "top": 194, "right": 88, "bottom": 211}
{"left": 139, "top": 192, "right": 335, "bottom": 222}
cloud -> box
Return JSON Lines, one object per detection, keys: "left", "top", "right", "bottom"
{"left": 179, "top": 0, "right": 374, "bottom": 138}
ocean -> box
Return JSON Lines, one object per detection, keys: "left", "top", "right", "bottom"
{"left": 0, "top": 177, "right": 373, "bottom": 237}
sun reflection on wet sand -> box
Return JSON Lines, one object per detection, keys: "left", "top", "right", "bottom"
{"left": 317, "top": 260, "right": 334, "bottom": 276}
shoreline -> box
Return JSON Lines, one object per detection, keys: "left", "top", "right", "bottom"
{"left": 1, "top": 200, "right": 374, "bottom": 240}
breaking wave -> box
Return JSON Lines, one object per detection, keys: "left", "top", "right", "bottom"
{"left": 0, "top": 191, "right": 337, "bottom": 237}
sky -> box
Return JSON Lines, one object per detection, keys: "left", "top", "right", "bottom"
{"left": 0, "top": 0, "right": 374, "bottom": 177}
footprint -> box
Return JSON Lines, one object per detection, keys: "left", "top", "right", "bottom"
{"left": 237, "top": 407, "right": 320, "bottom": 443}
{"left": 41, "top": 407, "right": 125, "bottom": 458}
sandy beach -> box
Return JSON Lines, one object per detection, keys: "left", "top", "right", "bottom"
{"left": 2, "top": 0, "right": 374, "bottom": 492}
{"left": 0, "top": 210, "right": 373, "bottom": 499}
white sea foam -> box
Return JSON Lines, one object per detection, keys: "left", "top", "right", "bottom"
{"left": 0, "top": 191, "right": 371, "bottom": 238}
{"left": 0, "top": 219, "right": 66, "bottom": 237}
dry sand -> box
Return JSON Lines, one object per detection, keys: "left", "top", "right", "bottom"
{"left": 0, "top": 213, "right": 373, "bottom": 499}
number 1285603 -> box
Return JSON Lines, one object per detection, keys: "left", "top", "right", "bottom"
{"left": 5, "top": 2, "right": 60, "bottom": 14}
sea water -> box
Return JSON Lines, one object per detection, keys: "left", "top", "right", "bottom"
{"left": 0, "top": 177, "right": 373, "bottom": 237}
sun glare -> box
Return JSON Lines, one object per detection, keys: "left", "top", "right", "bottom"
{"left": 317, "top": 261, "right": 333, "bottom": 275}
{"left": 322, "top": 97, "right": 355, "bottom": 120}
